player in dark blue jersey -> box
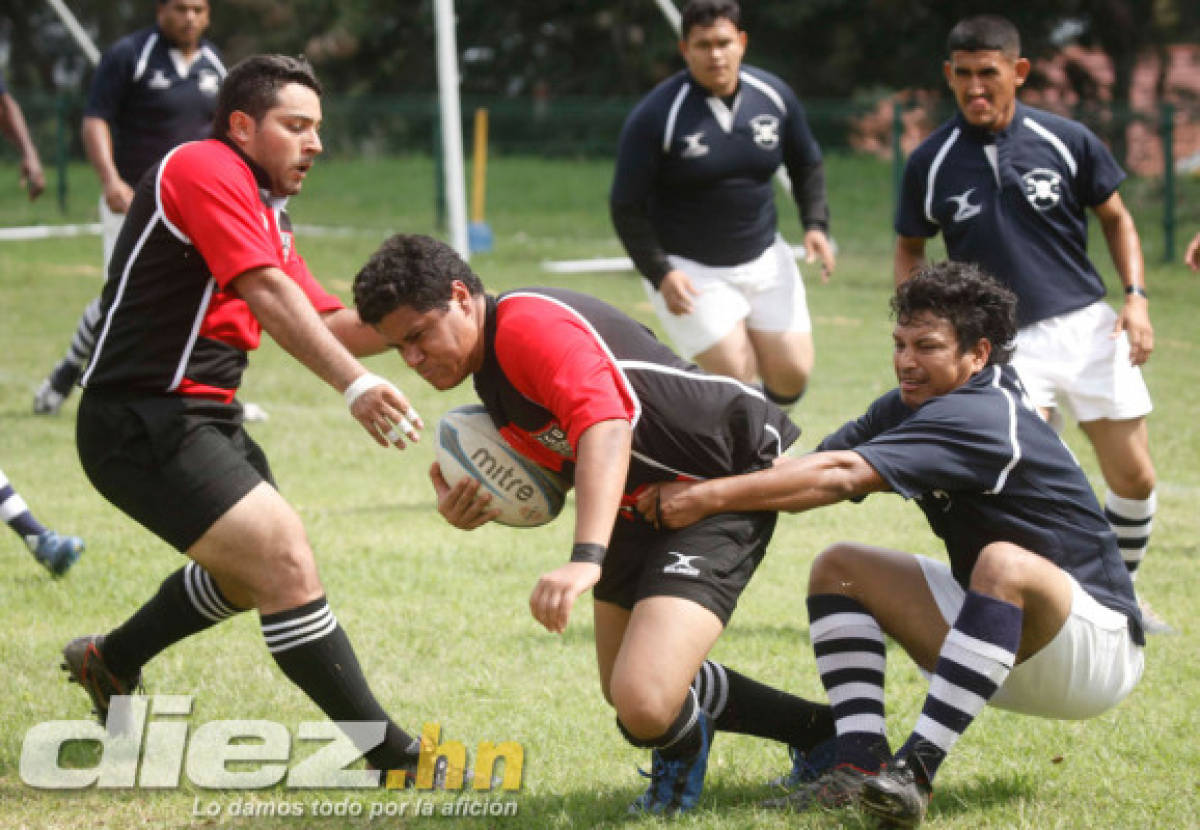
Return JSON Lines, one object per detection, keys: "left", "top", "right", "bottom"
{"left": 643, "top": 262, "right": 1143, "bottom": 827}
{"left": 894, "top": 15, "right": 1167, "bottom": 633}
{"left": 34, "top": 0, "right": 228, "bottom": 417}
{"left": 611, "top": 0, "right": 834, "bottom": 412}
{"left": 354, "top": 233, "right": 838, "bottom": 815}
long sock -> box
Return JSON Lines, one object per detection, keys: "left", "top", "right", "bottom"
{"left": 1104, "top": 489, "right": 1155, "bottom": 580}
{"left": 617, "top": 686, "right": 707, "bottom": 761}
{"left": 0, "top": 468, "right": 47, "bottom": 547}
{"left": 691, "top": 659, "right": 833, "bottom": 748}
{"left": 102, "top": 562, "right": 243, "bottom": 678}
{"left": 808, "top": 593, "right": 890, "bottom": 772}
{"left": 48, "top": 297, "right": 104, "bottom": 395}
{"left": 898, "top": 590, "right": 1021, "bottom": 784}
{"left": 262, "top": 596, "right": 418, "bottom": 771}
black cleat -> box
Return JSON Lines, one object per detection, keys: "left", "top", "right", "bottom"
{"left": 761, "top": 763, "right": 873, "bottom": 812}
{"left": 61, "top": 635, "right": 143, "bottom": 725}
{"left": 859, "top": 755, "right": 933, "bottom": 828}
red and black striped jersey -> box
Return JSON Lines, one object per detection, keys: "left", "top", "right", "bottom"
{"left": 82, "top": 139, "right": 343, "bottom": 401}
{"left": 473, "top": 288, "right": 799, "bottom": 498}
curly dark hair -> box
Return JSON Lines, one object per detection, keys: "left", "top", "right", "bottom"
{"left": 681, "top": 0, "right": 741, "bottom": 38}
{"left": 213, "top": 55, "right": 321, "bottom": 140}
{"left": 353, "top": 234, "right": 484, "bottom": 324}
{"left": 892, "top": 262, "right": 1017, "bottom": 365}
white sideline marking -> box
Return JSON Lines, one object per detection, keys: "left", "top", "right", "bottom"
{"left": 0, "top": 223, "right": 377, "bottom": 243}
{"left": 541, "top": 244, "right": 823, "bottom": 275}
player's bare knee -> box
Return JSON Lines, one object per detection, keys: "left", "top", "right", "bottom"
{"left": 609, "top": 678, "right": 675, "bottom": 739}
{"left": 808, "top": 543, "right": 859, "bottom": 594}
{"left": 251, "top": 538, "right": 322, "bottom": 607}
{"left": 1106, "top": 467, "right": 1156, "bottom": 501}
{"left": 969, "top": 542, "right": 1033, "bottom": 601}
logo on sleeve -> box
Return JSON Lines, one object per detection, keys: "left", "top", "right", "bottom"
{"left": 533, "top": 424, "right": 572, "bottom": 458}
{"left": 663, "top": 552, "right": 703, "bottom": 577}
{"left": 680, "top": 132, "right": 709, "bottom": 159}
{"left": 947, "top": 188, "right": 982, "bottom": 223}
{"left": 1022, "top": 168, "right": 1063, "bottom": 210}
{"left": 749, "top": 114, "right": 780, "bottom": 149}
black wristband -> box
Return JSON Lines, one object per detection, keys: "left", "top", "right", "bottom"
{"left": 1125, "top": 285, "right": 1148, "bottom": 299}
{"left": 570, "top": 542, "right": 607, "bottom": 566}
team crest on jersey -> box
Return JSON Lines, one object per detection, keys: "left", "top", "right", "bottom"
{"left": 279, "top": 230, "right": 294, "bottom": 262}
{"left": 1022, "top": 168, "right": 1063, "bottom": 211}
{"left": 198, "top": 70, "right": 220, "bottom": 95}
{"left": 749, "top": 114, "right": 780, "bottom": 149}
{"left": 533, "top": 424, "right": 572, "bottom": 457}
{"left": 147, "top": 69, "right": 171, "bottom": 90}
{"left": 680, "top": 131, "right": 709, "bottom": 159}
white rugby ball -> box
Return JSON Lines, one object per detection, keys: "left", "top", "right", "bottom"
{"left": 434, "top": 404, "right": 568, "bottom": 527}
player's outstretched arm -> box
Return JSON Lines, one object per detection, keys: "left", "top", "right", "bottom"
{"left": 640, "top": 450, "right": 887, "bottom": 529}
{"left": 323, "top": 308, "right": 391, "bottom": 357}
{"left": 529, "top": 418, "right": 631, "bottom": 634}
{"left": 81, "top": 116, "right": 132, "bottom": 212}
{"left": 0, "top": 92, "right": 44, "bottom": 200}
{"left": 235, "top": 265, "right": 421, "bottom": 447}
{"left": 1094, "top": 192, "right": 1152, "bottom": 366}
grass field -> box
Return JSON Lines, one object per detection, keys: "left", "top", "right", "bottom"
{"left": 1, "top": 153, "right": 1198, "bottom": 830}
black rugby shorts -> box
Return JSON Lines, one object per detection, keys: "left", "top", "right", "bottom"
{"left": 594, "top": 509, "right": 777, "bottom": 625}
{"left": 77, "top": 392, "right": 273, "bottom": 552}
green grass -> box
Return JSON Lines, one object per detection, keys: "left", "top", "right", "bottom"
{"left": 0, "top": 153, "right": 1197, "bottom": 829}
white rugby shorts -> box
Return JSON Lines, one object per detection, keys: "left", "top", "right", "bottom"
{"left": 645, "top": 234, "right": 812, "bottom": 359}
{"left": 917, "top": 555, "right": 1143, "bottom": 720}
{"left": 1010, "top": 300, "right": 1152, "bottom": 422}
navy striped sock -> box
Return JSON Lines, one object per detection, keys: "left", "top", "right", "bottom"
{"left": 808, "top": 593, "right": 890, "bottom": 771}
{"left": 1104, "top": 490, "right": 1155, "bottom": 579}
{"left": 0, "top": 468, "right": 47, "bottom": 545}
{"left": 900, "top": 590, "right": 1021, "bottom": 783}
{"left": 263, "top": 596, "right": 419, "bottom": 770}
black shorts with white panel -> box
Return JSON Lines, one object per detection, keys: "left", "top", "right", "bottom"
{"left": 593, "top": 509, "right": 777, "bottom": 625}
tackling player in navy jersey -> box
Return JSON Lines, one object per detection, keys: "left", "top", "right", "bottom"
{"left": 354, "top": 233, "right": 837, "bottom": 815}
{"left": 611, "top": 0, "right": 834, "bottom": 412}
{"left": 35, "top": 0, "right": 229, "bottom": 417}
{"left": 644, "top": 262, "right": 1144, "bottom": 826}
{"left": 894, "top": 15, "right": 1168, "bottom": 633}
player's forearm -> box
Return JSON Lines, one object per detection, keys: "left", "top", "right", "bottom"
{"left": 1099, "top": 209, "right": 1146, "bottom": 292}
{"left": 610, "top": 200, "right": 671, "bottom": 287}
{"left": 323, "top": 308, "right": 390, "bottom": 357}
{"left": 0, "top": 95, "right": 40, "bottom": 165}
{"left": 236, "top": 267, "right": 367, "bottom": 394}
{"left": 689, "top": 452, "right": 876, "bottom": 516}
{"left": 81, "top": 117, "right": 123, "bottom": 187}
{"left": 792, "top": 161, "right": 830, "bottom": 232}
{"left": 572, "top": 419, "right": 632, "bottom": 548}
{"left": 894, "top": 236, "right": 928, "bottom": 285}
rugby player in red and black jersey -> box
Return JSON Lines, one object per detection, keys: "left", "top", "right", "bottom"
{"left": 353, "top": 233, "right": 836, "bottom": 814}
{"left": 62, "top": 55, "right": 428, "bottom": 779}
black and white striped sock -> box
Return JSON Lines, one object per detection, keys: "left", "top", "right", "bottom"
{"left": 102, "top": 562, "right": 243, "bottom": 678}
{"left": 692, "top": 659, "right": 833, "bottom": 748}
{"left": 0, "top": 468, "right": 47, "bottom": 548}
{"left": 1104, "top": 490, "right": 1155, "bottom": 580}
{"left": 48, "top": 297, "right": 104, "bottom": 394}
{"left": 262, "top": 596, "right": 419, "bottom": 771}
{"left": 808, "top": 593, "right": 889, "bottom": 771}
{"left": 898, "top": 590, "right": 1021, "bottom": 783}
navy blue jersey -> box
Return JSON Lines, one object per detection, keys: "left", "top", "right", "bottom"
{"left": 0, "top": 69, "right": 7, "bottom": 95}
{"left": 819, "top": 364, "right": 1142, "bottom": 644}
{"left": 896, "top": 103, "right": 1124, "bottom": 326}
{"left": 611, "top": 65, "right": 827, "bottom": 286}
{"left": 473, "top": 288, "right": 798, "bottom": 508}
{"left": 85, "top": 26, "right": 225, "bottom": 186}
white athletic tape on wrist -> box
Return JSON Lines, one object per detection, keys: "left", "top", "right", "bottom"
{"left": 344, "top": 373, "right": 392, "bottom": 408}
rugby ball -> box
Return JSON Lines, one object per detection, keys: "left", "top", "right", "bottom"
{"left": 434, "top": 404, "right": 568, "bottom": 527}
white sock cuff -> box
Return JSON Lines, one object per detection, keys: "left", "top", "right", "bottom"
{"left": 1105, "top": 489, "right": 1156, "bottom": 519}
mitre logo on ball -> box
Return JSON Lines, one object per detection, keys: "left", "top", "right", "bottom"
{"left": 435, "top": 405, "right": 569, "bottom": 527}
